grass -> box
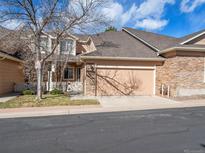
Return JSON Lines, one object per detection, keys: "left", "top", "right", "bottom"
{"left": 0, "top": 94, "right": 99, "bottom": 109}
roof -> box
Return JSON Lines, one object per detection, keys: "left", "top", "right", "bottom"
{"left": 82, "top": 31, "right": 162, "bottom": 59}
{"left": 0, "top": 50, "right": 23, "bottom": 63}
{"left": 74, "top": 34, "right": 90, "bottom": 42}
{"left": 123, "top": 27, "right": 181, "bottom": 50}
{"left": 179, "top": 29, "right": 205, "bottom": 44}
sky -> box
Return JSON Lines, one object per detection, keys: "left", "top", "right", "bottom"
{"left": 2, "top": 0, "right": 205, "bottom": 38}
{"left": 101, "top": 0, "right": 205, "bottom": 38}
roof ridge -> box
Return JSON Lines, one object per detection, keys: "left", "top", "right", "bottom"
{"left": 180, "top": 29, "right": 205, "bottom": 39}
{"left": 122, "top": 28, "right": 160, "bottom": 52}
{"left": 123, "top": 27, "right": 179, "bottom": 39}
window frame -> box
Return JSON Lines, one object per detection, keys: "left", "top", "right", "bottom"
{"left": 63, "top": 67, "right": 75, "bottom": 80}
{"left": 60, "top": 39, "right": 74, "bottom": 54}
{"left": 40, "top": 37, "right": 49, "bottom": 53}
{"left": 76, "top": 67, "right": 81, "bottom": 81}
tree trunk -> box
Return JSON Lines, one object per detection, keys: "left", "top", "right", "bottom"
{"left": 36, "top": 60, "right": 42, "bottom": 101}
{"left": 36, "top": 34, "right": 42, "bottom": 101}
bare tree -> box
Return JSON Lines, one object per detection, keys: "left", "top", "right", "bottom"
{"left": 0, "top": 0, "right": 109, "bottom": 101}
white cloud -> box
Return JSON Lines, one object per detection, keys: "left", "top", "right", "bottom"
{"left": 101, "top": 0, "right": 175, "bottom": 31}
{"left": 180, "top": 0, "right": 205, "bottom": 13}
{"left": 135, "top": 0, "right": 175, "bottom": 19}
{"left": 101, "top": 1, "right": 123, "bottom": 21}
{"left": 121, "top": 4, "right": 137, "bottom": 25}
{"left": 1, "top": 19, "right": 22, "bottom": 30}
{"left": 135, "top": 18, "right": 168, "bottom": 30}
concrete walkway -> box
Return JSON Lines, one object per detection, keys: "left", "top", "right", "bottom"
{"left": 1, "top": 96, "right": 205, "bottom": 119}
{"left": 0, "top": 93, "right": 20, "bottom": 102}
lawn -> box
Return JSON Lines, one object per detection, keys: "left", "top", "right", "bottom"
{"left": 0, "top": 95, "right": 100, "bottom": 109}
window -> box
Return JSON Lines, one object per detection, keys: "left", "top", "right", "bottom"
{"left": 76, "top": 67, "right": 81, "bottom": 81}
{"left": 60, "top": 39, "right": 74, "bottom": 55}
{"left": 64, "top": 67, "right": 74, "bottom": 80}
{"left": 40, "top": 37, "right": 48, "bottom": 52}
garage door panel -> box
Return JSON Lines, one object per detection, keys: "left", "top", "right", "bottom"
{"left": 97, "top": 69, "right": 154, "bottom": 96}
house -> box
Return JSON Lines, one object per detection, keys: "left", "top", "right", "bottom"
{"left": 1, "top": 26, "right": 205, "bottom": 97}
{"left": 81, "top": 28, "right": 205, "bottom": 97}
{"left": 0, "top": 50, "right": 24, "bottom": 95}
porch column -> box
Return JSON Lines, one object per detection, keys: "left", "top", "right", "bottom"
{"left": 94, "top": 63, "right": 97, "bottom": 96}
{"left": 83, "top": 62, "right": 87, "bottom": 96}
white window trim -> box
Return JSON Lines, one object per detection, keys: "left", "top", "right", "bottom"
{"left": 63, "top": 67, "right": 75, "bottom": 80}
{"left": 60, "top": 39, "right": 76, "bottom": 55}
{"left": 76, "top": 67, "right": 81, "bottom": 81}
{"left": 40, "top": 36, "right": 52, "bottom": 53}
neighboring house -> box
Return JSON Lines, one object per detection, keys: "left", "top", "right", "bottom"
{"left": 81, "top": 28, "right": 205, "bottom": 97}
{"left": 0, "top": 50, "right": 24, "bottom": 95}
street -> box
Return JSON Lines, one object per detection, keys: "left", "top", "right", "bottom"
{"left": 0, "top": 107, "right": 205, "bottom": 152}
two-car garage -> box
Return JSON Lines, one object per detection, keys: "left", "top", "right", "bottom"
{"left": 96, "top": 66, "right": 155, "bottom": 96}
{"left": 83, "top": 59, "right": 159, "bottom": 96}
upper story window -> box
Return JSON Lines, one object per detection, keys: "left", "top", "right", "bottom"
{"left": 60, "top": 39, "right": 75, "bottom": 55}
{"left": 40, "top": 37, "right": 49, "bottom": 52}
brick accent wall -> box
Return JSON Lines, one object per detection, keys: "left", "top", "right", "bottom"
{"left": 0, "top": 59, "right": 24, "bottom": 95}
{"left": 156, "top": 56, "right": 205, "bottom": 97}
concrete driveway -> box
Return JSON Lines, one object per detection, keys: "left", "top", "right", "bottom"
{"left": 97, "top": 96, "right": 178, "bottom": 107}
{"left": 71, "top": 95, "right": 205, "bottom": 111}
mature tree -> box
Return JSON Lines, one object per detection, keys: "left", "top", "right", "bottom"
{"left": 0, "top": 0, "right": 109, "bottom": 101}
{"left": 105, "top": 26, "right": 117, "bottom": 32}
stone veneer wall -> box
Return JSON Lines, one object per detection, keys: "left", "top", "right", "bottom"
{"left": 156, "top": 56, "right": 205, "bottom": 97}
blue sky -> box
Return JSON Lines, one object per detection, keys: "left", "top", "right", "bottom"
{"left": 103, "top": 0, "right": 205, "bottom": 38}
{"left": 2, "top": 0, "right": 205, "bottom": 38}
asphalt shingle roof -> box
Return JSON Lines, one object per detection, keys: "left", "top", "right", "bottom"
{"left": 84, "top": 31, "right": 160, "bottom": 58}
{"left": 123, "top": 27, "right": 181, "bottom": 50}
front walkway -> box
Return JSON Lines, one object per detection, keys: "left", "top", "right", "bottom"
{"left": 0, "top": 93, "right": 20, "bottom": 102}
{"left": 1, "top": 96, "right": 205, "bottom": 119}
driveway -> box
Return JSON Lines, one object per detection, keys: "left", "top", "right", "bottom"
{"left": 97, "top": 96, "right": 178, "bottom": 107}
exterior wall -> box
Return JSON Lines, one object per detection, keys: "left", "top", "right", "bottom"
{"left": 195, "top": 38, "right": 205, "bottom": 45}
{"left": 84, "top": 59, "right": 160, "bottom": 96}
{"left": 96, "top": 69, "right": 154, "bottom": 96}
{"left": 0, "top": 59, "right": 24, "bottom": 95}
{"left": 156, "top": 56, "right": 205, "bottom": 97}
{"left": 53, "top": 62, "right": 83, "bottom": 82}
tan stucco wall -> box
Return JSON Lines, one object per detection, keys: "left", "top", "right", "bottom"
{"left": 156, "top": 56, "right": 205, "bottom": 97}
{"left": 195, "top": 38, "right": 205, "bottom": 45}
{"left": 96, "top": 69, "right": 154, "bottom": 96}
{"left": 0, "top": 59, "right": 24, "bottom": 95}
{"left": 83, "top": 59, "right": 158, "bottom": 96}
{"left": 84, "top": 59, "right": 162, "bottom": 66}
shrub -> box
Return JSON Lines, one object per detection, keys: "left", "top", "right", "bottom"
{"left": 22, "top": 89, "right": 35, "bottom": 95}
{"left": 50, "top": 88, "right": 63, "bottom": 95}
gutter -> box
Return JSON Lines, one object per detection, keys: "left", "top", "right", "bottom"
{"left": 122, "top": 28, "right": 160, "bottom": 52}
{"left": 0, "top": 52, "right": 24, "bottom": 63}
{"left": 81, "top": 56, "right": 165, "bottom": 62}
{"left": 160, "top": 46, "right": 205, "bottom": 54}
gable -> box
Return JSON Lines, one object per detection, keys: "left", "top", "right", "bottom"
{"left": 180, "top": 30, "right": 205, "bottom": 45}
{"left": 193, "top": 36, "right": 205, "bottom": 45}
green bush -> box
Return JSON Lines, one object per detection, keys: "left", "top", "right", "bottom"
{"left": 22, "top": 89, "right": 35, "bottom": 95}
{"left": 50, "top": 88, "right": 63, "bottom": 95}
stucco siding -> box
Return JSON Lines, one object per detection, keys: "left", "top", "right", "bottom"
{"left": 0, "top": 59, "right": 24, "bottom": 95}
{"left": 156, "top": 56, "right": 205, "bottom": 97}
{"left": 83, "top": 59, "right": 161, "bottom": 96}
{"left": 96, "top": 69, "right": 154, "bottom": 96}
